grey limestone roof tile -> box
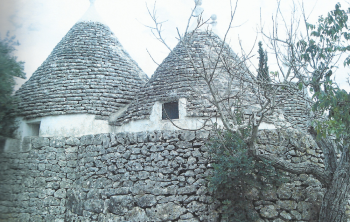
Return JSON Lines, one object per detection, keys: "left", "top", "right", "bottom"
{"left": 15, "top": 21, "right": 148, "bottom": 120}
{"left": 109, "top": 30, "right": 312, "bottom": 131}
{"left": 110, "top": 30, "right": 250, "bottom": 126}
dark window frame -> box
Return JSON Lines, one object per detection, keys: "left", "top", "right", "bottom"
{"left": 162, "top": 101, "right": 179, "bottom": 120}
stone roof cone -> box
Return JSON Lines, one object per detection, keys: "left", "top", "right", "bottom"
{"left": 15, "top": 0, "right": 148, "bottom": 120}
{"left": 110, "top": 30, "right": 251, "bottom": 127}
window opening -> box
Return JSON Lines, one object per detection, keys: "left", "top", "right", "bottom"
{"left": 27, "top": 122, "right": 40, "bottom": 136}
{"left": 162, "top": 101, "right": 179, "bottom": 120}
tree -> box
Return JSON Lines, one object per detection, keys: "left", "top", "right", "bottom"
{"left": 0, "top": 33, "right": 25, "bottom": 140}
{"left": 147, "top": 0, "right": 350, "bottom": 221}
{"left": 257, "top": 41, "right": 270, "bottom": 83}
{"left": 260, "top": 2, "right": 350, "bottom": 221}
{"left": 300, "top": 3, "right": 350, "bottom": 221}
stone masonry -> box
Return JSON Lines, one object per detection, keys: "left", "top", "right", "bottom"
{"left": 0, "top": 129, "right": 330, "bottom": 222}
{"left": 110, "top": 31, "right": 253, "bottom": 127}
{"left": 15, "top": 22, "right": 148, "bottom": 120}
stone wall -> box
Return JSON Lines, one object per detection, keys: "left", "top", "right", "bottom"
{"left": 0, "top": 130, "right": 216, "bottom": 222}
{"left": 66, "top": 130, "right": 216, "bottom": 221}
{"left": 0, "top": 136, "right": 74, "bottom": 222}
{"left": 253, "top": 130, "right": 325, "bottom": 221}
{"left": 0, "top": 130, "right": 328, "bottom": 222}
{"left": 275, "top": 87, "right": 311, "bottom": 131}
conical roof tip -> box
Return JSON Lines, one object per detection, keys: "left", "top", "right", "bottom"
{"left": 15, "top": 0, "right": 148, "bottom": 120}
{"left": 110, "top": 30, "right": 246, "bottom": 126}
{"left": 78, "top": 0, "right": 105, "bottom": 24}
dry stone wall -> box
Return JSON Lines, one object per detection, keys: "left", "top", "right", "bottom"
{"left": 253, "top": 130, "right": 326, "bottom": 222}
{"left": 275, "top": 88, "right": 311, "bottom": 131}
{"left": 0, "top": 130, "right": 217, "bottom": 222}
{"left": 0, "top": 130, "right": 330, "bottom": 222}
{"left": 66, "top": 130, "right": 216, "bottom": 221}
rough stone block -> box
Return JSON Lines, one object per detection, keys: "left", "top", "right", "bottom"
{"left": 109, "top": 133, "right": 118, "bottom": 146}
{"left": 108, "top": 195, "right": 134, "bottom": 215}
{"left": 80, "top": 135, "right": 94, "bottom": 146}
{"left": 127, "top": 133, "right": 137, "bottom": 144}
{"left": 124, "top": 207, "right": 149, "bottom": 221}
{"left": 43, "top": 196, "right": 61, "bottom": 206}
{"left": 93, "top": 134, "right": 103, "bottom": 145}
{"left": 50, "top": 137, "right": 66, "bottom": 148}
{"left": 196, "top": 130, "right": 210, "bottom": 140}
{"left": 66, "top": 190, "right": 84, "bottom": 216}
{"left": 101, "top": 133, "right": 110, "bottom": 148}
{"left": 179, "top": 131, "right": 196, "bottom": 141}
{"left": 163, "top": 131, "right": 178, "bottom": 141}
{"left": 136, "top": 132, "right": 148, "bottom": 143}
{"left": 148, "top": 132, "right": 157, "bottom": 142}
{"left": 84, "top": 199, "right": 104, "bottom": 214}
{"left": 261, "top": 186, "right": 278, "bottom": 201}
{"left": 32, "top": 137, "right": 50, "bottom": 149}
{"left": 176, "top": 141, "right": 192, "bottom": 149}
{"left": 66, "top": 137, "right": 80, "bottom": 146}
{"left": 116, "top": 133, "right": 126, "bottom": 145}
{"left": 277, "top": 183, "right": 294, "bottom": 199}
{"left": 135, "top": 194, "right": 156, "bottom": 207}
{"left": 146, "top": 202, "right": 186, "bottom": 220}
{"left": 21, "top": 136, "right": 32, "bottom": 152}
{"left": 54, "top": 189, "right": 67, "bottom": 199}
{"left": 277, "top": 200, "right": 297, "bottom": 211}
{"left": 178, "top": 186, "right": 196, "bottom": 195}
{"left": 260, "top": 205, "right": 279, "bottom": 218}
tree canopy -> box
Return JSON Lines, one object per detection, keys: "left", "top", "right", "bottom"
{"left": 303, "top": 3, "right": 350, "bottom": 143}
{"left": 0, "top": 33, "right": 25, "bottom": 139}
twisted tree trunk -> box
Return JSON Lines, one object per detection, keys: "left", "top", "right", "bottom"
{"left": 251, "top": 129, "right": 350, "bottom": 221}
{"left": 319, "top": 150, "right": 350, "bottom": 222}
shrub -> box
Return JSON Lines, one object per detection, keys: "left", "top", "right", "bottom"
{"left": 208, "top": 130, "right": 285, "bottom": 221}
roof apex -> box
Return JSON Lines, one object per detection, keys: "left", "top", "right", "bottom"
{"left": 78, "top": 0, "right": 105, "bottom": 24}
{"left": 16, "top": 21, "right": 148, "bottom": 120}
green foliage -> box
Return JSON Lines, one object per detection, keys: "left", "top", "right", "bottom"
{"left": 0, "top": 33, "right": 25, "bottom": 139}
{"left": 298, "top": 3, "right": 349, "bottom": 91}
{"left": 257, "top": 41, "right": 271, "bottom": 82}
{"left": 313, "top": 88, "right": 350, "bottom": 142}
{"left": 207, "top": 40, "right": 282, "bottom": 221}
{"left": 208, "top": 130, "right": 285, "bottom": 221}
{"left": 310, "top": 3, "right": 350, "bottom": 66}
{"left": 298, "top": 3, "right": 350, "bottom": 144}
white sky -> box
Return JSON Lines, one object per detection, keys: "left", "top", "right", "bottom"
{"left": 0, "top": 0, "right": 348, "bottom": 90}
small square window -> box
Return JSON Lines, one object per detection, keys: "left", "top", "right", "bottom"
{"left": 162, "top": 101, "right": 179, "bottom": 120}
{"left": 27, "top": 122, "right": 40, "bottom": 136}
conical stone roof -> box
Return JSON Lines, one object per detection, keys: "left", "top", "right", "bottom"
{"left": 15, "top": 20, "right": 148, "bottom": 120}
{"left": 110, "top": 30, "right": 252, "bottom": 126}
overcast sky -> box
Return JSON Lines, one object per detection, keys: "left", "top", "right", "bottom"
{"left": 0, "top": 0, "right": 348, "bottom": 90}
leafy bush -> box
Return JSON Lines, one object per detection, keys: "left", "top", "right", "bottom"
{"left": 208, "top": 130, "right": 285, "bottom": 221}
